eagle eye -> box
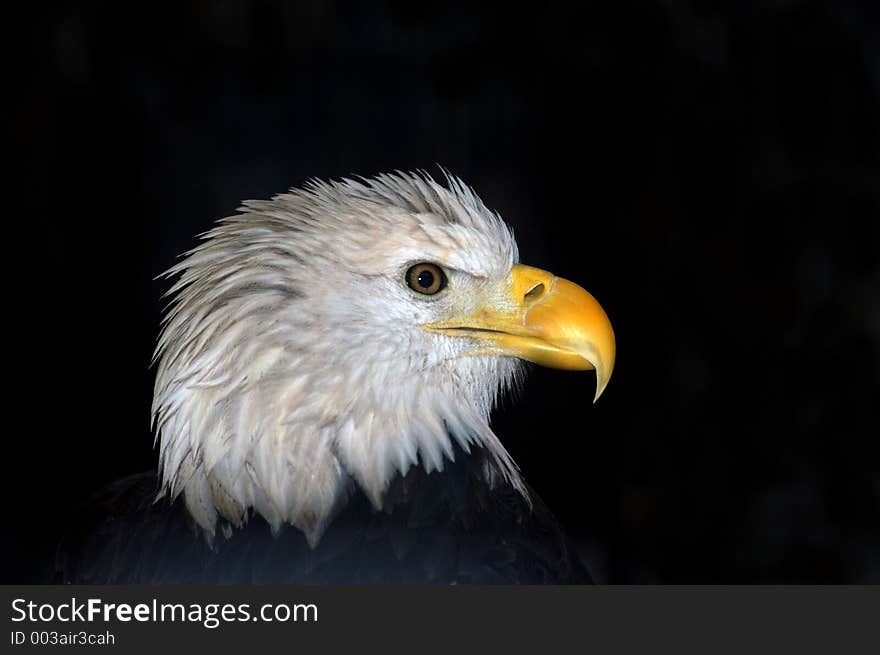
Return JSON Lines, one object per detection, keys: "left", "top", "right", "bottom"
{"left": 406, "top": 263, "right": 447, "bottom": 296}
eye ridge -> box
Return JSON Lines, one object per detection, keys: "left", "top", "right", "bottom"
{"left": 406, "top": 262, "right": 447, "bottom": 296}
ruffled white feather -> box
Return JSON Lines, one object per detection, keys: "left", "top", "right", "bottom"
{"left": 152, "top": 171, "right": 528, "bottom": 546}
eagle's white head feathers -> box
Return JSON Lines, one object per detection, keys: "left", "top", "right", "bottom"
{"left": 152, "top": 172, "right": 529, "bottom": 544}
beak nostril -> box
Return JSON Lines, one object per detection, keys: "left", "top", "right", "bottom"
{"left": 524, "top": 282, "right": 545, "bottom": 302}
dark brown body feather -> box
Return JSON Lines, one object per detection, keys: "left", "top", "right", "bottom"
{"left": 55, "top": 444, "right": 593, "bottom": 584}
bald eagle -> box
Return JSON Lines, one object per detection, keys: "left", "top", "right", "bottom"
{"left": 55, "top": 172, "right": 615, "bottom": 584}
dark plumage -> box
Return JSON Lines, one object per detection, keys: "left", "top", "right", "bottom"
{"left": 55, "top": 444, "right": 592, "bottom": 584}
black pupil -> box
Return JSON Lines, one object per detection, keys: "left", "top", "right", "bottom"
{"left": 416, "top": 269, "right": 435, "bottom": 288}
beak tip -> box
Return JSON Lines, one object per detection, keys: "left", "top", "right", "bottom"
{"left": 591, "top": 362, "right": 614, "bottom": 404}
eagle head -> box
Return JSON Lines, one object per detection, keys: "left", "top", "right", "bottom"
{"left": 152, "top": 172, "right": 615, "bottom": 545}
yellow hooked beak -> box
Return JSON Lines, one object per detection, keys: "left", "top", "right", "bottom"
{"left": 423, "top": 264, "right": 616, "bottom": 402}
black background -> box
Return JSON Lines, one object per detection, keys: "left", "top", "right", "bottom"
{"left": 6, "top": 1, "right": 879, "bottom": 583}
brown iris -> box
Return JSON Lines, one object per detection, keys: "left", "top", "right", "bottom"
{"left": 406, "top": 263, "right": 447, "bottom": 295}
